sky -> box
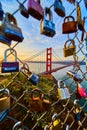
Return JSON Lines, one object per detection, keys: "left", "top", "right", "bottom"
{"left": 0, "top": 0, "right": 87, "bottom": 61}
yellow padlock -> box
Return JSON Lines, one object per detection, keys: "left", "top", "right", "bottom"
{"left": 50, "top": 113, "right": 61, "bottom": 130}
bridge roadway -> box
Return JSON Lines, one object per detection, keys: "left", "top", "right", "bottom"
{"left": 25, "top": 61, "right": 85, "bottom": 65}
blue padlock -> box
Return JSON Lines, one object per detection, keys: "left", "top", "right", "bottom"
{"left": 20, "top": 65, "right": 39, "bottom": 85}
{"left": 40, "top": 7, "right": 56, "bottom": 37}
{"left": 4, "top": 13, "right": 24, "bottom": 42}
{"left": 54, "top": 0, "right": 65, "bottom": 17}
{"left": 0, "top": 20, "right": 11, "bottom": 46}
{"left": 0, "top": 2, "right": 4, "bottom": 21}
{"left": 28, "top": 73, "right": 39, "bottom": 85}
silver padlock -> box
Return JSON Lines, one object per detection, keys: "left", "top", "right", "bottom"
{"left": 12, "top": 121, "right": 29, "bottom": 130}
{"left": 57, "top": 80, "right": 70, "bottom": 100}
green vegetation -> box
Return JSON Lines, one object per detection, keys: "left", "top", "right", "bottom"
{"left": 0, "top": 73, "right": 87, "bottom": 130}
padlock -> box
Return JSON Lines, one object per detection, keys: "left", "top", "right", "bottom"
{"left": 84, "top": 0, "right": 87, "bottom": 10}
{"left": 4, "top": 13, "right": 24, "bottom": 42}
{"left": 1, "top": 48, "right": 19, "bottom": 73}
{"left": 19, "top": 4, "right": 29, "bottom": 19}
{"left": 57, "top": 80, "right": 70, "bottom": 100}
{"left": 54, "top": 0, "right": 65, "bottom": 17}
{"left": 20, "top": 65, "right": 39, "bottom": 85}
{"left": 0, "top": 2, "right": 4, "bottom": 21}
{"left": 29, "top": 88, "right": 51, "bottom": 112}
{"left": 50, "top": 113, "right": 61, "bottom": 130}
{"left": 27, "top": 0, "right": 44, "bottom": 20}
{"left": 75, "top": 83, "right": 87, "bottom": 99}
{"left": 29, "top": 88, "right": 44, "bottom": 112}
{"left": 66, "top": 0, "right": 75, "bottom": 4}
{"left": 0, "top": 88, "right": 10, "bottom": 112}
{"left": 63, "top": 39, "right": 76, "bottom": 57}
{"left": 12, "top": 121, "right": 26, "bottom": 130}
{"left": 62, "top": 16, "right": 77, "bottom": 34}
{"left": 28, "top": 73, "right": 39, "bottom": 85}
{"left": 40, "top": 7, "right": 56, "bottom": 37}
{"left": 66, "top": 70, "right": 82, "bottom": 82}
{"left": 76, "top": 2, "right": 84, "bottom": 31}
{"left": 0, "top": 21, "right": 11, "bottom": 46}
{"left": 74, "top": 106, "right": 81, "bottom": 122}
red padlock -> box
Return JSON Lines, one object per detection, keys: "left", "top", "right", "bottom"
{"left": 62, "top": 16, "right": 77, "bottom": 34}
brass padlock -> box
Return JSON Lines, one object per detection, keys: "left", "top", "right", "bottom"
{"left": 63, "top": 39, "right": 76, "bottom": 57}
{"left": 62, "top": 15, "right": 77, "bottom": 34}
{"left": 76, "top": 2, "right": 84, "bottom": 31}
{"left": 29, "top": 88, "right": 44, "bottom": 112}
{"left": 0, "top": 88, "right": 10, "bottom": 112}
{"left": 29, "top": 88, "right": 51, "bottom": 112}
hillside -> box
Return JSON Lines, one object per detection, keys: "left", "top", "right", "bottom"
{"left": 0, "top": 72, "right": 87, "bottom": 130}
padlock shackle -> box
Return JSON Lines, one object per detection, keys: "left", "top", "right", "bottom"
{"left": 4, "top": 48, "right": 17, "bottom": 62}
{"left": 30, "top": 88, "right": 42, "bottom": 99}
{"left": 12, "top": 121, "right": 22, "bottom": 130}
{"left": 0, "top": 88, "right": 10, "bottom": 95}
{"left": 57, "top": 80, "right": 66, "bottom": 88}
{"left": 44, "top": 7, "right": 53, "bottom": 21}
{"left": 22, "top": 63, "right": 30, "bottom": 71}
{"left": 64, "top": 39, "right": 75, "bottom": 48}
{"left": 64, "top": 15, "right": 75, "bottom": 23}
{"left": 20, "top": 65, "right": 32, "bottom": 79}
{"left": 5, "top": 13, "right": 17, "bottom": 26}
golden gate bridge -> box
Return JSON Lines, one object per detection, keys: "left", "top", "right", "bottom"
{"left": 23, "top": 47, "right": 78, "bottom": 74}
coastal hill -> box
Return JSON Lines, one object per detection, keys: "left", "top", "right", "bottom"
{"left": 0, "top": 73, "right": 87, "bottom": 130}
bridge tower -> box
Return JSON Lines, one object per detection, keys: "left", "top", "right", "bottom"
{"left": 46, "top": 47, "right": 52, "bottom": 74}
